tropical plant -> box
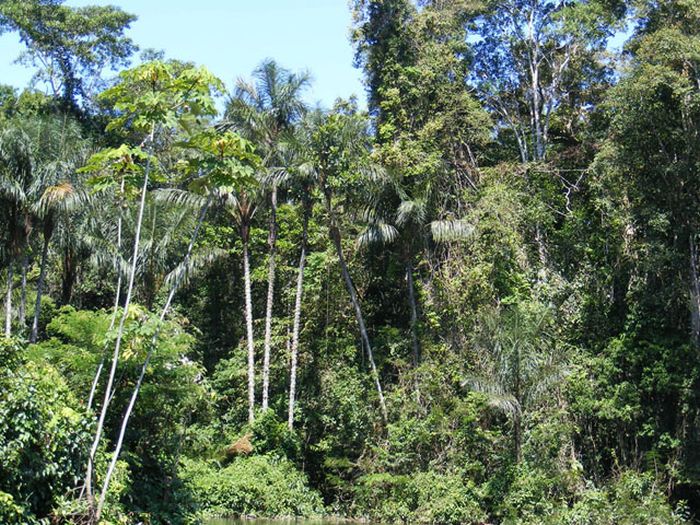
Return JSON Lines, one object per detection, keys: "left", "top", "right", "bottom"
{"left": 225, "top": 59, "right": 310, "bottom": 411}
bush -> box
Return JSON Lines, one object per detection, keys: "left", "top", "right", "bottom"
{"left": 554, "top": 471, "right": 689, "bottom": 525}
{"left": 499, "top": 469, "right": 688, "bottom": 525}
{"left": 247, "top": 409, "right": 301, "bottom": 460}
{"left": 0, "top": 490, "right": 32, "bottom": 525}
{"left": 179, "top": 454, "right": 324, "bottom": 520}
{"left": 0, "top": 356, "right": 93, "bottom": 520}
{"left": 355, "top": 470, "right": 486, "bottom": 524}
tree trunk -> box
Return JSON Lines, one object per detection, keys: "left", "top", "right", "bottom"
{"left": 19, "top": 252, "right": 28, "bottom": 334}
{"left": 86, "top": 177, "right": 124, "bottom": 410}
{"left": 262, "top": 186, "right": 278, "bottom": 411}
{"left": 61, "top": 245, "right": 76, "bottom": 305}
{"left": 288, "top": 203, "right": 310, "bottom": 429}
{"left": 514, "top": 412, "right": 522, "bottom": 463}
{"left": 406, "top": 260, "right": 420, "bottom": 367}
{"left": 690, "top": 234, "right": 700, "bottom": 349}
{"left": 30, "top": 234, "right": 51, "bottom": 343}
{"left": 326, "top": 202, "right": 387, "bottom": 423}
{"left": 86, "top": 157, "right": 151, "bottom": 507}
{"left": 95, "top": 194, "right": 212, "bottom": 522}
{"left": 243, "top": 231, "right": 256, "bottom": 424}
{"left": 5, "top": 263, "right": 13, "bottom": 337}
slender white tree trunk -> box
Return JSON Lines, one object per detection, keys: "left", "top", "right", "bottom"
{"left": 86, "top": 157, "right": 151, "bottom": 507}
{"left": 19, "top": 253, "right": 28, "bottom": 333}
{"left": 262, "top": 186, "right": 278, "bottom": 410}
{"left": 95, "top": 194, "right": 212, "bottom": 522}
{"left": 288, "top": 205, "right": 309, "bottom": 429}
{"left": 243, "top": 234, "right": 256, "bottom": 424}
{"left": 86, "top": 177, "right": 125, "bottom": 409}
{"left": 5, "top": 263, "right": 13, "bottom": 337}
{"left": 325, "top": 196, "right": 387, "bottom": 422}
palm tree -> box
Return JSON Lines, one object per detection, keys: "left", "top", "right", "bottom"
{"left": 299, "top": 107, "right": 388, "bottom": 422}
{"left": 0, "top": 112, "right": 92, "bottom": 339}
{"left": 31, "top": 181, "right": 89, "bottom": 342}
{"left": 225, "top": 59, "right": 310, "bottom": 411}
{"left": 359, "top": 175, "right": 476, "bottom": 371}
{"left": 0, "top": 120, "right": 34, "bottom": 336}
{"left": 29, "top": 116, "right": 91, "bottom": 342}
{"left": 220, "top": 186, "right": 260, "bottom": 424}
{"left": 466, "top": 301, "right": 568, "bottom": 462}
{"left": 287, "top": 155, "right": 315, "bottom": 429}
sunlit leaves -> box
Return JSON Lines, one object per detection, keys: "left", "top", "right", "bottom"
{"left": 100, "top": 61, "right": 224, "bottom": 135}
{"left": 177, "top": 128, "right": 260, "bottom": 193}
{"left": 79, "top": 144, "right": 157, "bottom": 193}
{"left": 430, "top": 219, "right": 475, "bottom": 243}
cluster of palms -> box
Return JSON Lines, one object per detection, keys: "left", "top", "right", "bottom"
{"left": 1, "top": 55, "right": 560, "bottom": 522}
{"left": 0, "top": 114, "right": 90, "bottom": 343}
{"left": 221, "top": 60, "right": 429, "bottom": 427}
{"left": 0, "top": 58, "right": 507, "bottom": 434}
{"left": 0, "top": 58, "right": 398, "bottom": 520}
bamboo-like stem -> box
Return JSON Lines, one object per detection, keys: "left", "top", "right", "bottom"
{"left": 95, "top": 193, "right": 212, "bottom": 521}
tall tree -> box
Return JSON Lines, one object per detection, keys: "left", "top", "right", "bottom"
{"left": 81, "top": 61, "right": 223, "bottom": 517}
{"left": 300, "top": 107, "right": 388, "bottom": 422}
{"left": 225, "top": 59, "right": 310, "bottom": 411}
{"left": 220, "top": 185, "right": 260, "bottom": 424}
{"left": 473, "top": 0, "right": 623, "bottom": 163}
{"left": 0, "top": 0, "right": 136, "bottom": 109}
{"left": 353, "top": 0, "right": 490, "bottom": 368}
{"left": 94, "top": 128, "right": 257, "bottom": 522}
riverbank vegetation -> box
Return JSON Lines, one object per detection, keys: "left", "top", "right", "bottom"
{"left": 0, "top": 0, "right": 698, "bottom": 523}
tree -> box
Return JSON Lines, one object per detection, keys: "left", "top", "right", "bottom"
{"left": 299, "top": 106, "right": 388, "bottom": 422}
{"left": 0, "top": 0, "right": 136, "bottom": 109}
{"left": 220, "top": 185, "right": 260, "bottom": 424}
{"left": 80, "top": 61, "right": 224, "bottom": 520}
{"left": 0, "top": 120, "right": 33, "bottom": 337}
{"left": 353, "top": 0, "right": 490, "bottom": 369}
{"left": 94, "top": 128, "right": 257, "bottom": 522}
{"left": 473, "top": 0, "right": 623, "bottom": 163}
{"left": 286, "top": 134, "right": 316, "bottom": 429}
{"left": 468, "top": 301, "right": 567, "bottom": 462}
{"left": 29, "top": 114, "right": 90, "bottom": 343}
{"left": 225, "top": 59, "right": 310, "bottom": 411}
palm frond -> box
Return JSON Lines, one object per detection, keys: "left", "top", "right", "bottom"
{"left": 261, "top": 167, "right": 289, "bottom": 187}
{"left": 164, "top": 247, "right": 227, "bottom": 290}
{"left": 462, "top": 374, "right": 521, "bottom": 416}
{"left": 396, "top": 199, "right": 427, "bottom": 227}
{"left": 36, "top": 182, "right": 90, "bottom": 216}
{"left": 430, "top": 219, "right": 475, "bottom": 242}
{"left": 152, "top": 188, "right": 208, "bottom": 209}
{"left": 357, "top": 221, "right": 398, "bottom": 249}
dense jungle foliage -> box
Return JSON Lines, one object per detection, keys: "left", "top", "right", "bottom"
{"left": 0, "top": 0, "right": 699, "bottom": 523}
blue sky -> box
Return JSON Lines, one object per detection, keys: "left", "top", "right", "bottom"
{"left": 0, "top": 0, "right": 367, "bottom": 109}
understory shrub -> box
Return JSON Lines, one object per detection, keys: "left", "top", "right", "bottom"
{"left": 179, "top": 454, "right": 324, "bottom": 520}
{"left": 0, "top": 347, "right": 92, "bottom": 520}
{"left": 501, "top": 469, "right": 688, "bottom": 525}
{"left": 355, "top": 470, "right": 487, "bottom": 524}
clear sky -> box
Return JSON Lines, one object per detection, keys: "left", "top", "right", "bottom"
{"left": 0, "top": 0, "right": 367, "bottom": 109}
